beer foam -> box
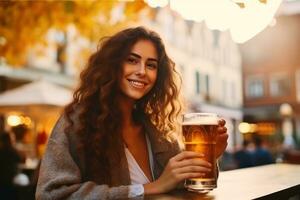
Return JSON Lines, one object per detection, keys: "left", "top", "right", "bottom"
{"left": 182, "top": 114, "right": 219, "bottom": 125}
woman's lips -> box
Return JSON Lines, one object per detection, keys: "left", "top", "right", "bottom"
{"left": 128, "top": 79, "right": 147, "bottom": 89}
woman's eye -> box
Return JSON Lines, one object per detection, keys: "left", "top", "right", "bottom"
{"left": 147, "top": 63, "right": 157, "bottom": 70}
{"left": 127, "top": 57, "right": 138, "bottom": 64}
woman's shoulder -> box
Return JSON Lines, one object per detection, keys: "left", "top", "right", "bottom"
{"left": 49, "top": 106, "right": 82, "bottom": 144}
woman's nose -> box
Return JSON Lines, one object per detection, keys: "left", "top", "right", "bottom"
{"left": 135, "top": 62, "right": 146, "bottom": 76}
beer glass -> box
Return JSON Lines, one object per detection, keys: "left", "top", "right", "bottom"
{"left": 182, "top": 113, "right": 219, "bottom": 193}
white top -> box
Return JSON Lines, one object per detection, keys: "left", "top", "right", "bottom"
{"left": 125, "top": 148, "right": 151, "bottom": 184}
{"left": 125, "top": 134, "right": 154, "bottom": 198}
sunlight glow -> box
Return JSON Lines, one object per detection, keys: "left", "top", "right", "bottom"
{"left": 6, "top": 114, "right": 32, "bottom": 127}
{"left": 238, "top": 122, "right": 258, "bottom": 134}
{"left": 7, "top": 115, "right": 22, "bottom": 126}
{"left": 145, "top": 0, "right": 283, "bottom": 43}
{"left": 145, "top": 0, "right": 169, "bottom": 8}
{"left": 239, "top": 122, "right": 251, "bottom": 133}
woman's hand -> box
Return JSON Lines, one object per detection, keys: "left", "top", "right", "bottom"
{"left": 144, "top": 151, "right": 212, "bottom": 194}
{"left": 216, "top": 119, "right": 228, "bottom": 158}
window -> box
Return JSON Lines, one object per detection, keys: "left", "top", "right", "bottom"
{"left": 246, "top": 76, "right": 264, "bottom": 98}
{"left": 205, "top": 74, "right": 210, "bottom": 96}
{"left": 212, "top": 30, "right": 220, "bottom": 48}
{"left": 195, "top": 71, "right": 201, "bottom": 94}
{"left": 195, "top": 72, "right": 210, "bottom": 97}
{"left": 270, "top": 74, "right": 291, "bottom": 97}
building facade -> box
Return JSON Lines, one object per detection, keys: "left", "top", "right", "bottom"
{"left": 241, "top": 14, "right": 300, "bottom": 149}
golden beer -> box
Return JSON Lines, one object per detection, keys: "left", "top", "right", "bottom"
{"left": 182, "top": 113, "right": 219, "bottom": 193}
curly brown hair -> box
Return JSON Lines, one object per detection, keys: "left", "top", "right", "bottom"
{"left": 64, "top": 26, "right": 181, "bottom": 184}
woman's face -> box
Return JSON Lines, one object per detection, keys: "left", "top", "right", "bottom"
{"left": 119, "top": 39, "right": 158, "bottom": 100}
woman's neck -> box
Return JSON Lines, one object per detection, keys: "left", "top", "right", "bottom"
{"left": 118, "top": 95, "right": 135, "bottom": 128}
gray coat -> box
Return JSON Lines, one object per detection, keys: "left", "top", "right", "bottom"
{"left": 36, "top": 114, "right": 181, "bottom": 200}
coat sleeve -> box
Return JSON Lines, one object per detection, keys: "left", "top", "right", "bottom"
{"left": 36, "top": 116, "right": 129, "bottom": 200}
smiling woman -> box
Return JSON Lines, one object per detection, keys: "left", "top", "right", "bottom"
{"left": 36, "top": 26, "right": 228, "bottom": 199}
{"left": 119, "top": 40, "right": 158, "bottom": 100}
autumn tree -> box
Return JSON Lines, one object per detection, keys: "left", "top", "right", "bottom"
{"left": 0, "top": 0, "right": 147, "bottom": 66}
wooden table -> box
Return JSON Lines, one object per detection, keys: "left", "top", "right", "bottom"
{"left": 144, "top": 163, "right": 300, "bottom": 200}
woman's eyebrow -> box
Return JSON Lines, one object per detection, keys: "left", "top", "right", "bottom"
{"left": 129, "top": 52, "right": 158, "bottom": 63}
{"left": 129, "top": 52, "right": 141, "bottom": 59}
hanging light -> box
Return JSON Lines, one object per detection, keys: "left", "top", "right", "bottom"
{"left": 146, "top": 0, "right": 283, "bottom": 43}
{"left": 145, "top": 0, "right": 169, "bottom": 8}
{"left": 230, "top": 0, "right": 283, "bottom": 43}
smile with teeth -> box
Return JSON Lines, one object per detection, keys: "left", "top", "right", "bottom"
{"left": 129, "top": 80, "right": 146, "bottom": 89}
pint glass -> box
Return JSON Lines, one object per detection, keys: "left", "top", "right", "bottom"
{"left": 182, "top": 113, "right": 219, "bottom": 193}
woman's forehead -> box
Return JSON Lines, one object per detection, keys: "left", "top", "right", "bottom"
{"left": 129, "top": 40, "right": 158, "bottom": 59}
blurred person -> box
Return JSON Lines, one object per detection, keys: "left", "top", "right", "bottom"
{"left": 233, "top": 140, "right": 255, "bottom": 168}
{"left": 0, "top": 114, "right": 5, "bottom": 132}
{"left": 218, "top": 150, "right": 237, "bottom": 171}
{"left": 0, "top": 131, "right": 25, "bottom": 199}
{"left": 36, "top": 26, "right": 228, "bottom": 199}
{"left": 282, "top": 148, "right": 300, "bottom": 164}
{"left": 11, "top": 124, "right": 30, "bottom": 143}
{"left": 253, "top": 136, "right": 274, "bottom": 166}
{"left": 11, "top": 124, "right": 33, "bottom": 160}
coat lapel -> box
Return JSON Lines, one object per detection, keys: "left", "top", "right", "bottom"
{"left": 109, "top": 147, "right": 131, "bottom": 186}
{"left": 143, "top": 118, "right": 181, "bottom": 180}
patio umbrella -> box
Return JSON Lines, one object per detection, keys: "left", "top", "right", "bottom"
{"left": 0, "top": 79, "right": 73, "bottom": 160}
{"left": 0, "top": 79, "right": 73, "bottom": 131}
{"left": 0, "top": 79, "right": 72, "bottom": 107}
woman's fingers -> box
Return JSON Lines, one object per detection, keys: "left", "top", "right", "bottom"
{"left": 217, "top": 126, "right": 227, "bottom": 133}
{"left": 218, "top": 118, "right": 226, "bottom": 126}
{"left": 177, "top": 172, "right": 206, "bottom": 181}
{"left": 171, "top": 151, "right": 204, "bottom": 162}
{"left": 217, "top": 117, "right": 227, "bottom": 133}
{"left": 216, "top": 118, "right": 228, "bottom": 158}
{"left": 154, "top": 151, "right": 214, "bottom": 193}
{"left": 173, "top": 157, "right": 212, "bottom": 169}
{"left": 169, "top": 152, "right": 212, "bottom": 177}
{"left": 218, "top": 132, "right": 229, "bottom": 141}
{"left": 217, "top": 132, "right": 229, "bottom": 148}
{"left": 216, "top": 132, "right": 229, "bottom": 158}
{"left": 174, "top": 165, "right": 211, "bottom": 174}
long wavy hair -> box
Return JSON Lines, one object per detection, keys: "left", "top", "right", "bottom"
{"left": 64, "top": 26, "right": 181, "bottom": 184}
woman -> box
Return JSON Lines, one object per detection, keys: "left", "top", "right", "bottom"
{"left": 36, "top": 26, "right": 228, "bottom": 199}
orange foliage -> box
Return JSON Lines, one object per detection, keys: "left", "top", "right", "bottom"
{"left": 0, "top": 0, "right": 147, "bottom": 66}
